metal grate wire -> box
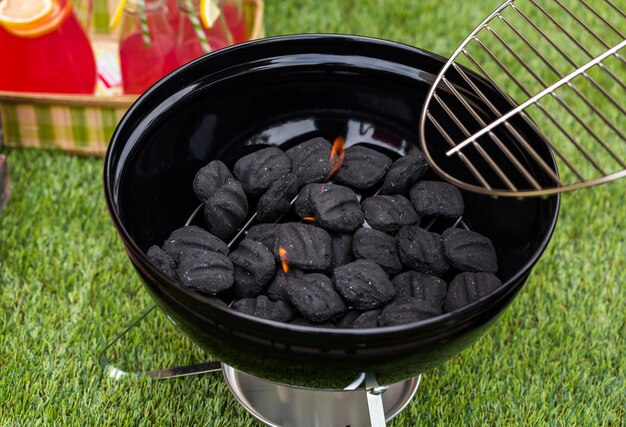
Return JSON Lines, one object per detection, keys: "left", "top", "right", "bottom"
{"left": 420, "top": 0, "right": 626, "bottom": 197}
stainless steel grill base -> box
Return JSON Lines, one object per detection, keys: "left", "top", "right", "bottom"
{"left": 222, "top": 364, "right": 420, "bottom": 427}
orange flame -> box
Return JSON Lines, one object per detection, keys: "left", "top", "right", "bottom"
{"left": 302, "top": 216, "right": 316, "bottom": 222}
{"left": 278, "top": 246, "right": 289, "bottom": 273}
{"left": 324, "top": 136, "right": 345, "bottom": 182}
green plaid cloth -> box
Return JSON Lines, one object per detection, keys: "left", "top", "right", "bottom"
{"left": 0, "top": 102, "right": 127, "bottom": 156}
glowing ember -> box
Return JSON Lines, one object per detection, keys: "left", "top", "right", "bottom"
{"left": 324, "top": 136, "right": 345, "bottom": 182}
{"left": 302, "top": 216, "right": 316, "bottom": 222}
{"left": 278, "top": 246, "right": 290, "bottom": 273}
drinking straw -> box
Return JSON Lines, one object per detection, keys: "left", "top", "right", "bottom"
{"left": 185, "top": 0, "right": 210, "bottom": 53}
{"left": 139, "top": 0, "right": 151, "bottom": 46}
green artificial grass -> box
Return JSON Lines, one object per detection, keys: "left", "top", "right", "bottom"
{"left": 1, "top": 0, "right": 625, "bottom": 425}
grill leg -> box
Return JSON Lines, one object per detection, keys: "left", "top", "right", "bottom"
{"left": 366, "top": 373, "right": 389, "bottom": 427}
{"left": 97, "top": 304, "right": 222, "bottom": 380}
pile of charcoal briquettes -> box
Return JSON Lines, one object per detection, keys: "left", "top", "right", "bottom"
{"left": 147, "top": 137, "right": 501, "bottom": 328}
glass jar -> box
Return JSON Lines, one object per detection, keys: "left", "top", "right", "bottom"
{"left": 118, "top": 0, "right": 178, "bottom": 94}
{"left": 175, "top": 0, "right": 234, "bottom": 66}
{"left": 221, "top": 0, "right": 246, "bottom": 44}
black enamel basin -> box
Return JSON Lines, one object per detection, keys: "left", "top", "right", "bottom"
{"left": 104, "top": 34, "right": 559, "bottom": 389}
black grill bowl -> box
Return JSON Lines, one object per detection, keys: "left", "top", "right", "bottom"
{"left": 104, "top": 34, "right": 559, "bottom": 389}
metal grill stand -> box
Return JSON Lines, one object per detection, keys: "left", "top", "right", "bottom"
{"left": 99, "top": 303, "right": 420, "bottom": 427}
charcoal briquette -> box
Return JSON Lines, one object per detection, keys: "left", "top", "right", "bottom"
{"left": 352, "top": 309, "right": 382, "bottom": 328}
{"left": 146, "top": 245, "right": 177, "bottom": 280}
{"left": 313, "top": 184, "right": 364, "bottom": 233}
{"left": 333, "top": 259, "right": 396, "bottom": 309}
{"left": 336, "top": 309, "right": 381, "bottom": 329}
{"left": 441, "top": 228, "right": 498, "bottom": 273}
{"left": 176, "top": 250, "right": 234, "bottom": 295}
{"left": 409, "top": 180, "right": 464, "bottom": 218}
{"left": 246, "top": 223, "right": 278, "bottom": 252}
{"left": 392, "top": 271, "right": 447, "bottom": 308}
{"left": 193, "top": 160, "right": 234, "bottom": 202}
{"left": 294, "top": 183, "right": 319, "bottom": 218}
{"left": 257, "top": 173, "right": 299, "bottom": 222}
{"left": 296, "top": 184, "right": 363, "bottom": 231}
{"left": 266, "top": 267, "right": 302, "bottom": 302}
{"left": 361, "top": 194, "right": 419, "bottom": 233}
{"left": 379, "top": 152, "right": 428, "bottom": 195}
{"left": 352, "top": 228, "right": 402, "bottom": 274}
{"left": 286, "top": 273, "right": 347, "bottom": 322}
{"left": 274, "top": 222, "right": 331, "bottom": 270}
{"left": 203, "top": 177, "right": 248, "bottom": 240}
{"left": 444, "top": 272, "right": 501, "bottom": 312}
{"left": 334, "top": 145, "right": 392, "bottom": 190}
{"left": 335, "top": 310, "right": 360, "bottom": 328}
{"left": 397, "top": 225, "right": 449, "bottom": 276}
{"left": 285, "top": 137, "right": 331, "bottom": 185}
{"left": 231, "top": 295, "right": 294, "bottom": 322}
{"left": 378, "top": 297, "right": 443, "bottom": 326}
{"left": 162, "top": 225, "right": 229, "bottom": 263}
{"left": 229, "top": 239, "right": 276, "bottom": 298}
{"left": 233, "top": 147, "right": 291, "bottom": 195}
{"left": 330, "top": 232, "right": 353, "bottom": 269}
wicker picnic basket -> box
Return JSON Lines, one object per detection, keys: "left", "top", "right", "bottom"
{"left": 0, "top": 0, "right": 264, "bottom": 156}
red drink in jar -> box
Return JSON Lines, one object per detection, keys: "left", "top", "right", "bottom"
{"left": 118, "top": 0, "right": 178, "bottom": 94}
{"left": 0, "top": 0, "right": 96, "bottom": 94}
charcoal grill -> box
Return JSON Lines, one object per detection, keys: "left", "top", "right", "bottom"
{"left": 103, "top": 34, "right": 560, "bottom": 425}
